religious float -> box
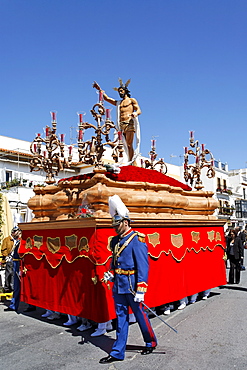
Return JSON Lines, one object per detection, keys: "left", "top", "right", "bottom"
{"left": 18, "top": 80, "right": 227, "bottom": 323}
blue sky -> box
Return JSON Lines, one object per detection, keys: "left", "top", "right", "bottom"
{"left": 1, "top": 0, "right": 247, "bottom": 169}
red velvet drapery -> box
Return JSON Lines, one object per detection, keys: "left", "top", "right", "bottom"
{"left": 19, "top": 224, "right": 226, "bottom": 322}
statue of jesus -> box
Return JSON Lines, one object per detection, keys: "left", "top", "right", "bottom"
{"left": 93, "top": 79, "right": 141, "bottom": 163}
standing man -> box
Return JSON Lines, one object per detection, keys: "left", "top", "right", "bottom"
{"left": 1, "top": 227, "right": 21, "bottom": 293}
{"left": 93, "top": 79, "right": 141, "bottom": 163}
{"left": 3, "top": 227, "right": 22, "bottom": 311}
{"left": 235, "top": 226, "right": 246, "bottom": 270}
{"left": 99, "top": 195, "right": 157, "bottom": 364}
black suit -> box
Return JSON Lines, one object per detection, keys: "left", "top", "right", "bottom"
{"left": 227, "top": 236, "right": 243, "bottom": 284}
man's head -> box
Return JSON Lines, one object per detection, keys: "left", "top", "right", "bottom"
{"left": 114, "top": 78, "right": 131, "bottom": 98}
{"left": 118, "top": 86, "right": 131, "bottom": 99}
{"left": 11, "top": 227, "right": 21, "bottom": 239}
{"left": 112, "top": 214, "right": 131, "bottom": 235}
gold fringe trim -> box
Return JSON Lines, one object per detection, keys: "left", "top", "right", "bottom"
{"left": 148, "top": 243, "right": 225, "bottom": 262}
{"left": 19, "top": 251, "right": 113, "bottom": 269}
{"left": 20, "top": 243, "right": 225, "bottom": 267}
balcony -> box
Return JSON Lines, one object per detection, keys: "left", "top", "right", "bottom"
{"left": 0, "top": 179, "right": 33, "bottom": 190}
{"left": 216, "top": 187, "right": 232, "bottom": 195}
{"left": 218, "top": 207, "right": 234, "bottom": 216}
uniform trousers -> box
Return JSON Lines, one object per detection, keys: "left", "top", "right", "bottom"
{"left": 110, "top": 292, "right": 157, "bottom": 360}
{"left": 9, "top": 260, "right": 20, "bottom": 311}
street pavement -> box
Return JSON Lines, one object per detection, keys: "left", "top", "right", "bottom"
{"left": 1, "top": 259, "right": 247, "bottom": 370}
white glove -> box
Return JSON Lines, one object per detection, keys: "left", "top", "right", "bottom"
{"left": 134, "top": 292, "right": 144, "bottom": 302}
{"left": 103, "top": 271, "right": 114, "bottom": 282}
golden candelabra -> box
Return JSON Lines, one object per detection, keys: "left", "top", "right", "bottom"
{"left": 184, "top": 131, "right": 215, "bottom": 190}
{"left": 30, "top": 113, "right": 73, "bottom": 184}
{"left": 77, "top": 92, "right": 124, "bottom": 169}
{"left": 141, "top": 139, "right": 167, "bottom": 174}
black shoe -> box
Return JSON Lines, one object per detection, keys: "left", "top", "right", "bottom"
{"left": 99, "top": 355, "right": 122, "bottom": 364}
{"left": 141, "top": 346, "right": 156, "bottom": 355}
{"left": 4, "top": 307, "right": 15, "bottom": 312}
{"left": 3, "top": 289, "right": 12, "bottom": 293}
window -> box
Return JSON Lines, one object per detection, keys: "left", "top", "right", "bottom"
{"left": 6, "top": 171, "right": 12, "bottom": 182}
{"left": 217, "top": 178, "right": 221, "bottom": 191}
{"left": 235, "top": 200, "right": 247, "bottom": 219}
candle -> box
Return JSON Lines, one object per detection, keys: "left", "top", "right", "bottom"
{"left": 211, "top": 159, "right": 214, "bottom": 166}
{"left": 106, "top": 109, "right": 111, "bottom": 119}
{"left": 184, "top": 147, "right": 188, "bottom": 154}
{"left": 43, "top": 151, "right": 46, "bottom": 158}
{"left": 151, "top": 139, "right": 156, "bottom": 148}
{"left": 79, "top": 114, "right": 83, "bottom": 123}
{"left": 201, "top": 144, "right": 205, "bottom": 151}
{"left": 33, "top": 144, "right": 37, "bottom": 152}
{"left": 78, "top": 130, "right": 83, "bottom": 141}
{"left": 196, "top": 155, "right": 199, "bottom": 164}
{"left": 46, "top": 127, "right": 49, "bottom": 137}
{"left": 190, "top": 131, "right": 194, "bottom": 139}
{"left": 37, "top": 133, "right": 41, "bottom": 137}
{"left": 60, "top": 134, "right": 64, "bottom": 142}
{"left": 51, "top": 112, "right": 56, "bottom": 122}
{"left": 118, "top": 131, "right": 123, "bottom": 141}
{"left": 141, "top": 158, "right": 143, "bottom": 166}
{"left": 68, "top": 146, "right": 73, "bottom": 155}
{"left": 151, "top": 154, "right": 155, "bottom": 161}
{"left": 99, "top": 91, "right": 103, "bottom": 102}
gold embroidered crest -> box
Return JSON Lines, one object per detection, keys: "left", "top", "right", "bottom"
{"left": 107, "top": 236, "right": 114, "bottom": 251}
{"left": 147, "top": 232, "right": 160, "bottom": 248}
{"left": 65, "top": 234, "right": 78, "bottom": 250}
{"left": 191, "top": 231, "right": 200, "bottom": 244}
{"left": 207, "top": 231, "right": 215, "bottom": 242}
{"left": 91, "top": 276, "right": 97, "bottom": 285}
{"left": 47, "top": 237, "right": 61, "bottom": 254}
{"left": 25, "top": 237, "right": 33, "bottom": 249}
{"left": 33, "top": 235, "right": 43, "bottom": 249}
{"left": 171, "top": 234, "right": 184, "bottom": 248}
{"left": 78, "top": 237, "right": 89, "bottom": 252}
{"left": 215, "top": 232, "right": 221, "bottom": 241}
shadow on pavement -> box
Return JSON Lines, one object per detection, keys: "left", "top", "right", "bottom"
{"left": 219, "top": 285, "right": 247, "bottom": 292}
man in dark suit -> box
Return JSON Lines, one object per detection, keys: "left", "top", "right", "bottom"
{"left": 235, "top": 227, "right": 246, "bottom": 271}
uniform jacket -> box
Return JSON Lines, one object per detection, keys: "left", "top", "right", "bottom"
{"left": 110, "top": 229, "right": 149, "bottom": 294}
{"left": 1, "top": 236, "right": 14, "bottom": 257}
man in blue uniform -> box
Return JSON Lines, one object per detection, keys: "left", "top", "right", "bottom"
{"left": 99, "top": 211, "right": 157, "bottom": 364}
{"left": 4, "top": 227, "right": 22, "bottom": 312}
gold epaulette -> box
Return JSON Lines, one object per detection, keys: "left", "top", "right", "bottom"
{"left": 136, "top": 231, "right": 146, "bottom": 243}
